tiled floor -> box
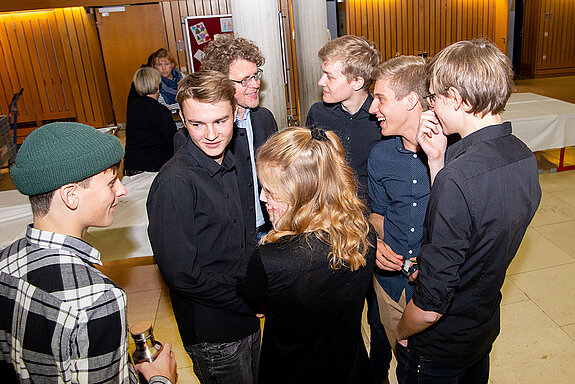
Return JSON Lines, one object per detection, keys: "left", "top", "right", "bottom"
{"left": 2, "top": 76, "right": 575, "bottom": 383}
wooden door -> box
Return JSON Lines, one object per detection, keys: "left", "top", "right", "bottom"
{"left": 96, "top": 3, "right": 168, "bottom": 124}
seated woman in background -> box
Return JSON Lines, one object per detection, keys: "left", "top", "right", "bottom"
{"left": 149, "top": 48, "right": 183, "bottom": 111}
{"left": 123, "top": 67, "right": 177, "bottom": 175}
{"left": 239, "top": 126, "right": 376, "bottom": 384}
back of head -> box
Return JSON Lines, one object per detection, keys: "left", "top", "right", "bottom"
{"left": 318, "top": 35, "right": 381, "bottom": 91}
{"left": 201, "top": 35, "right": 264, "bottom": 75}
{"left": 372, "top": 55, "right": 428, "bottom": 110}
{"left": 176, "top": 70, "right": 236, "bottom": 109}
{"left": 428, "top": 38, "right": 514, "bottom": 116}
{"left": 256, "top": 126, "right": 371, "bottom": 271}
{"left": 149, "top": 48, "right": 176, "bottom": 67}
{"left": 10, "top": 122, "right": 124, "bottom": 215}
{"left": 133, "top": 67, "right": 162, "bottom": 96}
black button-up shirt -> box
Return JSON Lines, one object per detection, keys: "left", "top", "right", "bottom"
{"left": 411, "top": 122, "right": 541, "bottom": 367}
{"left": 147, "top": 139, "right": 259, "bottom": 345}
{"left": 306, "top": 94, "right": 382, "bottom": 199}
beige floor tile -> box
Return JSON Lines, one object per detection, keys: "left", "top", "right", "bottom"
{"left": 97, "top": 257, "right": 166, "bottom": 294}
{"left": 538, "top": 170, "right": 575, "bottom": 193}
{"left": 529, "top": 190, "right": 575, "bottom": 227}
{"left": 500, "top": 278, "right": 529, "bottom": 306}
{"left": 535, "top": 220, "right": 575, "bottom": 257}
{"left": 491, "top": 300, "right": 575, "bottom": 384}
{"left": 126, "top": 289, "right": 162, "bottom": 326}
{"left": 176, "top": 367, "right": 201, "bottom": 384}
{"left": 507, "top": 228, "right": 574, "bottom": 274}
{"left": 509, "top": 263, "right": 575, "bottom": 326}
{"left": 562, "top": 324, "right": 575, "bottom": 342}
{"left": 552, "top": 188, "right": 575, "bottom": 208}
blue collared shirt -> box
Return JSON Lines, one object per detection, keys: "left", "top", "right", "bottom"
{"left": 236, "top": 109, "right": 265, "bottom": 228}
{"left": 368, "top": 136, "right": 430, "bottom": 302}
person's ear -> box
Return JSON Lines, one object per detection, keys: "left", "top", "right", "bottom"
{"left": 448, "top": 87, "right": 464, "bottom": 111}
{"left": 59, "top": 184, "right": 79, "bottom": 210}
{"left": 351, "top": 77, "right": 365, "bottom": 92}
{"left": 405, "top": 92, "right": 420, "bottom": 111}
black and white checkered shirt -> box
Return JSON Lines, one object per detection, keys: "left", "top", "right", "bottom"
{"left": 0, "top": 226, "right": 170, "bottom": 383}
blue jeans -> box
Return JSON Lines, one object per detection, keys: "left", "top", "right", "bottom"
{"left": 185, "top": 329, "right": 261, "bottom": 384}
{"left": 367, "top": 285, "right": 392, "bottom": 383}
{"left": 396, "top": 344, "right": 490, "bottom": 384}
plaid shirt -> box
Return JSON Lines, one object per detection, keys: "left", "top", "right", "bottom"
{"left": 0, "top": 226, "right": 170, "bottom": 384}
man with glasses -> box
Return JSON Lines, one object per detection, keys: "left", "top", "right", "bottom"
{"left": 395, "top": 39, "right": 541, "bottom": 383}
{"left": 199, "top": 34, "right": 277, "bottom": 247}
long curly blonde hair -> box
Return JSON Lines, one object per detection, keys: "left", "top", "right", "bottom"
{"left": 256, "top": 126, "right": 372, "bottom": 271}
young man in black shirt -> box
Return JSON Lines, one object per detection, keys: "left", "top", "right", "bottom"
{"left": 147, "top": 70, "right": 260, "bottom": 384}
{"left": 395, "top": 38, "right": 541, "bottom": 384}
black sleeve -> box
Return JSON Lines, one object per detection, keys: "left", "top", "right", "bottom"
{"left": 238, "top": 247, "right": 269, "bottom": 314}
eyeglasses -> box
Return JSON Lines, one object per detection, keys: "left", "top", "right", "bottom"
{"left": 424, "top": 93, "right": 436, "bottom": 108}
{"left": 230, "top": 68, "right": 263, "bottom": 87}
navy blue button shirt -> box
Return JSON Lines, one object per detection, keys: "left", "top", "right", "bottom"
{"left": 368, "top": 136, "right": 430, "bottom": 301}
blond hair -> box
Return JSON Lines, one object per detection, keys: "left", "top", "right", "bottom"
{"left": 318, "top": 35, "right": 381, "bottom": 91}
{"left": 428, "top": 38, "right": 514, "bottom": 116}
{"left": 256, "top": 126, "right": 372, "bottom": 271}
{"left": 372, "top": 56, "right": 428, "bottom": 110}
{"left": 133, "top": 67, "right": 161, "bottom": 96}
{"left": 176, "top": 70, "right": 236, "bottom": 110}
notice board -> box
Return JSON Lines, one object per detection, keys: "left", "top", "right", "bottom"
{"left": 184, "top": 14, "right": 233, "bottom": 72}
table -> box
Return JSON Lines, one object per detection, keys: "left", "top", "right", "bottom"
{"left": 503, "top": 93, "right": 575, "bottom": 170}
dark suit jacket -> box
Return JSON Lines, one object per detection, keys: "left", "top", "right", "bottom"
{"left": 173, "top": 106, "right": 278, "bottom": 252}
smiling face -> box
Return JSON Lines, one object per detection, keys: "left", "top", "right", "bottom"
{"left": 369, "top": 77, "right": 412, "bottom": 137}
{"left": 180, "top": 98, "right": 235, "bottom": 164}
{"left": 77, "top": 167, "right": 127, "bottom": 229}
{"left": 317, "top": 60, "right": 356, "bottom": 104}
{"left": 228, "top": 58, "right": 260, "bottom": 113}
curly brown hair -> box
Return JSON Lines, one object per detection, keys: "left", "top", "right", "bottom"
{"left": 201, "top": 35, "right": 264, "bottom": 74}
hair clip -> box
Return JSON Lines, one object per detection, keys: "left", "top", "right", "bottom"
{"left": 310, "top": 126, "right": 328, "bottom": 141}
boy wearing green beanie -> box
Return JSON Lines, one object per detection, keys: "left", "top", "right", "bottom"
{"left": 0, "top": 122, "right": 177, "bottom": 383}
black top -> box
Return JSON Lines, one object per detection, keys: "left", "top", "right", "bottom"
{"left": 306, "top": 94, "right": 382, "bottom": 199}
{"left": 146, "top": 139, "right": 260, "bottom": 345}
{"left": 411, "top": 122, "right": 541, "bottom": 366}
{"left": 124, "top": 96, "right": 177, "bottom": 172}
{"left": 173, "top": 106, "right": 278, "bottom": 251}
{"left": 239, "top": 232, "right": 376, "bottom": 384}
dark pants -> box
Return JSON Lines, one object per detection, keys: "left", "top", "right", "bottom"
{"left": 396, "top": 344, "right": 490, "bottom": 384}
{"left": 367, "top": 286, "right": 392, "bottom": 383}
{"left": 186, "top": 328, "right": 261, "bottom": 384}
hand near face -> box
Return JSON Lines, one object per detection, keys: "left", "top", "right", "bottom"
{"left": 416, "top": 110, "right": 447, "bottom": 162}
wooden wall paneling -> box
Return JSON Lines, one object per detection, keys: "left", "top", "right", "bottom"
{"left": 382, "top": 0, "right": 390, "bottom": 59}
{"left": 55, "top": 8, "right": 88, "bottom": 124}
{"left": 371, "top": 0, "right": 379, "bottom": 49}
{"left": 557, "top": 0, "right": 567, "bottom": 65}
{"left": 0, "top": 16, "right": 36, "bottom": 121}
{"left": 202, "top": 0, "right": 214, "bottom": 15}
{"left": 176, "top": 1, "right": 188, "bottom": 70}
{"left": 186, "top": 0, "right": 198, "bottom": 16}
{"left": 541, "top": 0, "right": 549, "bottom": 68}
{"left": 84, "top": 9, "right": 114, "bottom": 126}
{"left": 72, "top": 8, "right": 100, "bottom": 124}
{"left": 400, "top": 0, "right": 407, "bottom": 54}
{"left": 161, "top": 3, "right": 176, "bottom": 64}
{"left": 568, "top": 1, "right": 575, "bottom": 66}
{"left": 366, "top": 0, "right": 374, "bottom": 43}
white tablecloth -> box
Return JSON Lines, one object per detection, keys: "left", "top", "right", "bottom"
{"left": 0, "top": 172, "right": 156, "bottom": 262}
{"left": 503, "top": 92, "right": 575, "bottom": 152}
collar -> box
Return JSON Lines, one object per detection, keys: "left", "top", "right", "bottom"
{"left": 184, "top": 139, "right": 236, "bottom": 177}
{"left": 446, "top": 121, "right": 512, "bottom": 162}
{"left": 26, "top": 225, "right": 102, "bottom": 265}
{"left": 332, "top": 93, "right": 374, "bottom": 117}
{"left": 236, "top": 108, "right": 252, "bottom": 125}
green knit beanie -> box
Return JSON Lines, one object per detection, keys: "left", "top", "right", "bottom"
{"left": 10, "top": 122, "right": 125, "bottom": 196}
